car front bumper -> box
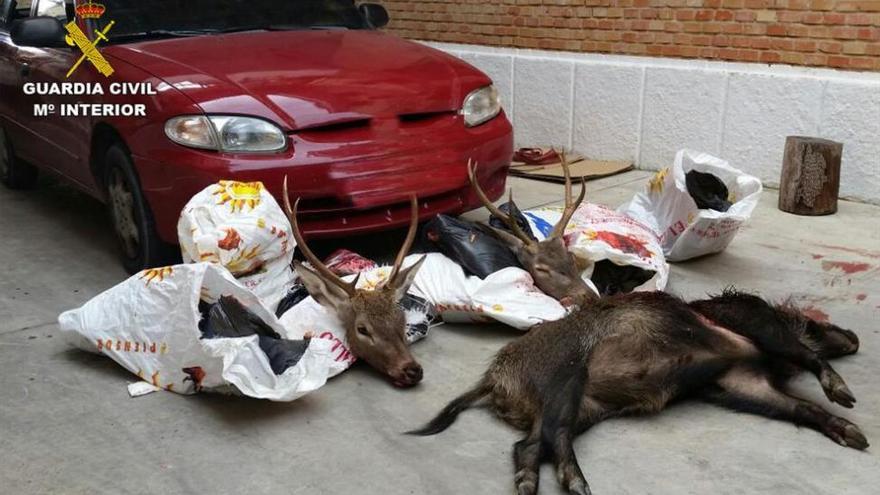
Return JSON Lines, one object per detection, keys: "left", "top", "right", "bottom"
{"left": 134, "top": 112, "right": 513, "bottom": 244}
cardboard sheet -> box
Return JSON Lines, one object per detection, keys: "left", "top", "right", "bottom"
{"left": 510, "top": 158, "right": 633, "bottom": 183}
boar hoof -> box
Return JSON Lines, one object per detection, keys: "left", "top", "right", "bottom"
{"left": 514, "top": 470, "right": 538, "bottom": 495}
{"left": 820, "top": 369, "right": 856, "bottom": 408}
{"left": 515, "top": 481, "right": 537, "bottom": 495}
{"left": 568, "top": 479, "right": 592, "bottom": 495}
{"left": 825, "top": 416, "right": 869, "bottom": 450}
{"left": 840, "top": 328, "right": 860, "bottom": 354}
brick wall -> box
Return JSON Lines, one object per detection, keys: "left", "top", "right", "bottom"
{"left": 381, "top": 0, "right": 880, "bottom": 71}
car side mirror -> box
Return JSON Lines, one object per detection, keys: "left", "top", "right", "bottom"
{"left": 359, "top": 3, "right": 389, "bottom": 29}
{"left": 10, "top": 16, "right": 67, "bottom": 48}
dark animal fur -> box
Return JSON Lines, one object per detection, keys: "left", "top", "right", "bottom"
{"left": 409, "top": 289, "right": 866, "bottom": 495}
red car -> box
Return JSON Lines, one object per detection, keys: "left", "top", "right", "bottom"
{"left": 0, "top": 0, "right": 512, "bottom": 272}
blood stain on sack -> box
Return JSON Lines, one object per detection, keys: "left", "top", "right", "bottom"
{"left": 820, "top": 260, "right": 872, "bottom": 275}
{"left": 590, "top": 231, "right": 653, "bottom": 259}
{"left": 183, "top": 367, "right": 206, "bottom": 392}
{"left": 856, "top": 294, "right": 867, "bottom": 302}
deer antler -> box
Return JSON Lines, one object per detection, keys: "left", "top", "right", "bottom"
{"left": 468, "top": 159, "right": 537, "bottom": 248}
{"left": 385, "top": 195, "right": 420, "bottom": 288}
{"left": 548, "top": 151, "right": 586, "bottom": 240}
{"left": 283, "top": 176, "right": 359, "bottom": 296}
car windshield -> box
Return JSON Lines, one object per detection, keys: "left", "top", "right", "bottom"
{"left": 96, "top": 0, "right": 366, "bottom": 41}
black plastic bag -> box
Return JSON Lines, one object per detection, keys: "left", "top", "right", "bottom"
{"left": 199, "top": 295, "right": 280, "bottom": 339}
{"left": 257, "top": 336, "right": 312, "bottom": 375}
{"left": 423, "top": 214, "right": 521, "bottom": 278}
{"left": 275, "top": 283, "right": 310, "bottom": 318}
{"left": 686, "top": 170, "right": 732, "bottom": 212}
{"left": 401, "top": 293, "right": 437, "bottom": 342}
{"left": 590, "top": 259, "right": 655, "bottom": 296}
{"left": 488, "top": 202, "right": 539, "bottom": 242}
{"left": 198, "top": 295, "right": 310, "bottom": 375}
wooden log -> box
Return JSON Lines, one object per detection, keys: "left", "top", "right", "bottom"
{"left": 778, "top": 136, "right": 842, "bottom": 216}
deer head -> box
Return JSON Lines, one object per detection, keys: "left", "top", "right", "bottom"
{"left": 469, "top": 154, "right": 596, "bottom": 307}
{"left": 283, "top": 178, "right": 427, "bottom": 387}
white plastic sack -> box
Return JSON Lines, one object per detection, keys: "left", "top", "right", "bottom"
{"left": 407, "top": 253, "right": 570, "bottom": 330}
{"left": 619, "top": 149, "right": 762, "bottom": 262}
{"left": 178, "top": 180, "right": 296, "bottom": 309}
{"left": 523, "top": 203, "right": 669, "bottom": 292}
{"left": 58, "top": 263, "right": 337, "bottom": 402}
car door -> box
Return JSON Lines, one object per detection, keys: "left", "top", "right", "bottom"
{"left": 21, "top": 0, "right": 95, "bottom": 186}
{"left": 0, "top": 0, "right": 47, "bottom": 167}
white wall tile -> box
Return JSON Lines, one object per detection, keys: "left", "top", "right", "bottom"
{"left": 821, "top": 81, "right": 880, "bottom": 203}
{"left": 721, "top": 73, "right": 823, "bottom": 186}
{"left": 513, "top": 58, "right": 574, "bottom": 149}
{"left": 640, "top": 67, "right": 727, "bottom": 170}
{"left": 572, "top": 63, "right": 643, "bottom": 162}
{"left": 429, "top": 42, "right": 880, "bottom": 203}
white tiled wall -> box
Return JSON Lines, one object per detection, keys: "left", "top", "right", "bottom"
{"left": 435, "top": 42, "right": 880, "bottom": 204}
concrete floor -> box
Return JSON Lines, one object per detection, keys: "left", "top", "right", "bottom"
{"left": 1, "top": 171, "right": 878, "bottom": 494}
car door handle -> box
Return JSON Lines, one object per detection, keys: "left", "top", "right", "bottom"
{"left": 19, "top": 63, "right": 30, "bottom": 77}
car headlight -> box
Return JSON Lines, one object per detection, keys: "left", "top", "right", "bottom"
{"left": 165, "top": 115, "right": 287, "bottom": 152}
{"left": 461, "top": 85, "right": 501, "bottom": 127}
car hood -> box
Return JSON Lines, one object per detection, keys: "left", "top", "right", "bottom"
{"left": 106, "top": 30, "right": 489, "bottom": 130}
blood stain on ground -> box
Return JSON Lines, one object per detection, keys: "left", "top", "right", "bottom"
{"left": 812, "top": 244, "right": 880, "bottom": 259}
{"left": 820, "top": 260, "right": 872, "bottom": 275}
{"left": 802, "top": 305, "right": 830, "bottom": 322}
{"left": 856, "top": 294, "right": 867, "bottom": 302}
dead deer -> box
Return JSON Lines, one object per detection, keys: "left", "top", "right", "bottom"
{"left": 409, "top": 289, "right": 866, "bottom": 494}
{"left": 282, "top": 178, "right": 427, "bottom": 387}
{"left": 468, "top": 155, "right": 595, "bottom": 307}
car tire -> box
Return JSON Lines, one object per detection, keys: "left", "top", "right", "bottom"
{"left": 103, "top": 144, "right": 176, "bottom": 274}
{"left": 0, "top": 125, "right": 38, "bottom": 190}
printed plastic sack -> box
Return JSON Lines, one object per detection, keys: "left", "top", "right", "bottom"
{"left": 178, "top": 180, "right": 296, "bottom": 309}
{"left": 58, "top": 263, "right": 338, "bottom": 402}
{"left": 423, "top": 214, "right": 522, "bottom": 278}
{"left": 278, "top": 257, "right": 439, "bottom": 374}
{"left": 323, "top": 249, "right": 378, "bottom": 276}
{"left": 407, "top": 253, "right": 570, "bottom": 330}
{"left": 619, "top": 149, "right": 762, "bottom": 262}
{"left": 523, "top": 203, "right": 669, "bottom": 292}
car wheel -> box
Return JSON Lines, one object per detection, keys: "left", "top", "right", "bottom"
{"left": 103, "top": 144, "right": 175, "bottom": 274}
{"left": 0, "top": 126, "right": 38, "bottom": 189}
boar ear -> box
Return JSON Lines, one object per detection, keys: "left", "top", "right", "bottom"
{"left": 294, "top": 261, "right": 352, "bottom": 312}
{"left": 386, "top": 255, "right": 426, "bottom": 301}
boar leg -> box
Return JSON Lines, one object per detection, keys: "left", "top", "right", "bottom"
{"left": 704, "top": 364, "right": 868, "bottom": 450}
{"left": 534, "top": 371, "right": 591, "bottom": 495}
{"left": 725, "top": 321, "right": 856, "bottom": 408}
{"left": 549, "top": 428, "right": 590, "bottom": 495}
{"left": 513, "top": 421, "right": 543, "bottom": 495}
